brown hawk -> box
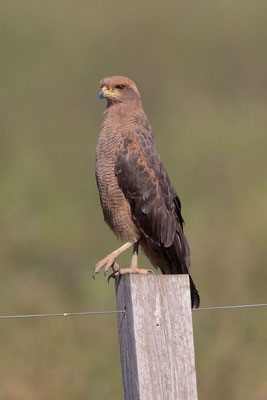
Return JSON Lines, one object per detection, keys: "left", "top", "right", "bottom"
{"left": 93, "top": 76, "right": 199, "bottom": 308}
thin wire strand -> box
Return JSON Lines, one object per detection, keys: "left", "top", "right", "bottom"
{"left": 0, "top": 303, "right": 267, "bottom": 320}
{"left": 0, "top": 310, "right": 125, "bottom": 320}
{"left": 192, "top": 303, "right": 267, "bottom": 311}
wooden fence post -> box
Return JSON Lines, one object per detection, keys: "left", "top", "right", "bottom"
{"left": 116, "top": 274, "right": 198, "bottom": 400}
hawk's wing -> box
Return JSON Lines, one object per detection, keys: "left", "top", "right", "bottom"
{"left": 115, "top": 124, "right": 189, "bottom": 274}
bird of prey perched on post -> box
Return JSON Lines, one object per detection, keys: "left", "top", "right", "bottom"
{"left": 93, "top": 76, "right": 200, "bottom": 308}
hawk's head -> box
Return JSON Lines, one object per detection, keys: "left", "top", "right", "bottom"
{"left": 98, "top": 76, "right": 141, "bottom": 106}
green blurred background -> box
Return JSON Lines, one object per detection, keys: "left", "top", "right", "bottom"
{"left": 1, "top": 0, "right": 267, "bottom": 399}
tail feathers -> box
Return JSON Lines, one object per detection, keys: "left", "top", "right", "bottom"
{"left": 189, "top": 275, "right": 200, "bottom": 309}
{"left": 144, "top": 236, "right": 200, "bottom": 308}
{"left": 160, "top": 265, "right": 200, "bottom": 308}
{"left": 167, "top": 234, "right": 200, "bottom": 308}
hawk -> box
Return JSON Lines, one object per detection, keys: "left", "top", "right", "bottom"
{"left": 93, "top": 76, "right": 199, "bottom": 308}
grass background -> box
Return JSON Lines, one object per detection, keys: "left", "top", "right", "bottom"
{"left": 1, "top": 0, "right": 267, "bottom": 399}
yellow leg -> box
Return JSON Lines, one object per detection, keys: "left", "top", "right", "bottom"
{"left": 108, "top": 242, "right": 154, "bottom": 279}
{"left": 93, "top": 241, "right": 135, "bottom": 278}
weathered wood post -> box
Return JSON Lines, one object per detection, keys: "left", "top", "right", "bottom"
{"left": 116, "top": 274, "right": 198, "bottom": 400}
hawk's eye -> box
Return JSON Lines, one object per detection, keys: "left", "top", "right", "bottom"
{"left": 115, "top": 85, "right": 126, "bottom": 91}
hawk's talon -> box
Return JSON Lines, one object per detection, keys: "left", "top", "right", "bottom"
{"left": 105, "top": 261, "right": 115, "bottom": 277}
{"left": 108, "top": 270, "right": 120, "bottom": 282}
{"left": 107, "top": 262, "right": 120, "bottom": 282}
{"left": 93, "top": 256, "right": 120, "bottom": 278}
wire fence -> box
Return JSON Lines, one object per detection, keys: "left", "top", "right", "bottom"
{"left": 0, "top": 303, "right": 267, "bottom": 320}
{"left": 0, "top": 310, "right": 125, "bottom": 320}
{"left": 192, "top": 303, "right": 267, "bottom": 311}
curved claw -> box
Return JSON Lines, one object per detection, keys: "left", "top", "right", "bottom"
{"left": 108, "top": 270, "right": 120, "bottom": 283}
{"left": 104, "top": 266, "right": 113, "bottom": 277}
{"left": 147, "top": 269, "right": 155, "bottom": 274}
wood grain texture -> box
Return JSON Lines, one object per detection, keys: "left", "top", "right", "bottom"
{"left": 116, "top": 274, "right": 198, "bottom": 400}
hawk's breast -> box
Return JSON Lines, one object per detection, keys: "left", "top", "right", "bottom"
{"left": 95, "top": 123, "right": 139, "bottom": 241}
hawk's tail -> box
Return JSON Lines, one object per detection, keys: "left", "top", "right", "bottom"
{"left": 162, "top": 234, "right": 200, "bottom": 308}
{"left": 161, "top": 268, "right": 200, "bottom": 309}
{"left": 141, "top": 236, "right": 200, "bottom": 308}
{"left": 189, "top": 274, "right": 200, "bottom": 309}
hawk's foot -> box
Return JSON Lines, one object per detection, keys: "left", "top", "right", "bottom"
{"left": 92, "top": 241, "right": 135, "bottom": 279}
{"left": 93, "top": 255, "right": 119, "bottom": 279}
{"left": 108, "top": 267, "right": 154, "bottom": 281}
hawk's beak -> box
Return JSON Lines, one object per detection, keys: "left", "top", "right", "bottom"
{"left": 98, "top": 87, "right": 119, "bottom": 100}
{"left": 98, "top": 89, "right": 106, "bottom": 100}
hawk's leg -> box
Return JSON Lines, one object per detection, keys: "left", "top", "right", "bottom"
{"left": 130, "top": 241, "right": 139, "bottom": 268}
{"left": 93, "top": 240, "right": 135, "bottom": 279}
{"left": 109, "top": 242, "right": 154, "bottom": 278}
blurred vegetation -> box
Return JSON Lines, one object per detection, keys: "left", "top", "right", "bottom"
{"left": 0, "top": 0, "right": 267, "bottom": 399}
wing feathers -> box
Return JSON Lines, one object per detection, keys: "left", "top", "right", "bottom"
{"left": 115, "top": 129, "right": 181, "bottom": 250}
{"left": 115, "top": 126, "right": 200, "bottom": 307}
